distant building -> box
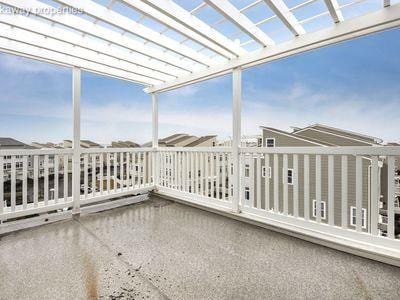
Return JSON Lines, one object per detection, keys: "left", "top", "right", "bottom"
{"left": 62, "top": 139, "right": 103, "bottom": 148}
{"left": 218, "top": 135, "right": 262, "bottom": 147}
{"left": 110, "top": 141, "right": 141, "bottom": 148}
{"left": 142, "top": 134, "right": 217, "bottom": 148}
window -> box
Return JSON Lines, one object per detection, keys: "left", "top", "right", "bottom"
{"left": 245, "top": 187, "right": 250, "bottom": 200}
{"left": 262, "top": 166, "right": 272, "bottom": 178}
{"left": 287, "top": 169, "right": 293, "bottom": 185}
{"left": 312, "top": 200, "right": 326, "bottom": 220}
{"left": 257, "top": 138, "right": 262, "bottom": 147}
{"left": 266, "top": 138, "right": 275, "bottom": 147}
{"left": 350, "top": 207, "right": 367, "bottom": 228}
{"left": 245, "top": 164, "right": 250, "bottom": 177}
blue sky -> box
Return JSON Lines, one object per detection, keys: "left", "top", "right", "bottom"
{"left": 0, "top": 27, "right": 399, "bottom": 145}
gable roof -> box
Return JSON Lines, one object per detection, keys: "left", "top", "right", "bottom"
{"left": 260, "top": 126, "right": 330, "bottom": 147}
{"left": 185, "top": 135, "right": 216, "bottom": 147}
{"left": 0, "top": 138, "right": 34, "bottom": 149}
{"left": 294, "top": 123, "right": 382, "bottom": 144}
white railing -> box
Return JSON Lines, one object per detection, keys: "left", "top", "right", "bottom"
{"left": 157, "top": 148, "right": 233, "bottom": 210}
{"left": 0, "top": 148, "right": 154, "bottom": 222}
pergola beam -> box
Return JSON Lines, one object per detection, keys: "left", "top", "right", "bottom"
{"left": 141, "top": 0, "right": 247, "bottom": 56}
{"left": 263, "top": 0, "right": 306, "bottom": 36}
{"left": 146, "top": 4, "right": 400, "bottom": 93}
{"left": 205, "top": 0, "right": 275, "bottom": 47}
{"left": 53, "top": 0, "right": 214, "bottom": 66}
{"left": 0, "top": 0, "right": 195, "bottom": 73}
{"left": 0, "top": 37, "right": 158, "bottom": 86}
{"left": 0, "top": 14, "right": 176, "bottom": 81}
{"left": 120, "top": 0, "right": 237, "bottom": 59}
{"left": 324, "top": 0, "right": 344, "bottom": 23}
{"left": 0, "top": 24, "right": 165, "bottom": 85}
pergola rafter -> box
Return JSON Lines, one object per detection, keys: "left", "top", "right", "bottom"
{"left": 0, "top": 0, "right": 396, "bottom": 90}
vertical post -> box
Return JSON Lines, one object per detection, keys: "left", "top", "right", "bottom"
{"left": 232, "top": 67, "right": 241, "bottom": 213}
{"left": 152, "top": 93, "right": 159, "bottom": 187}
{"left": 72, "top": 67, "right": 81, "bottom": 215}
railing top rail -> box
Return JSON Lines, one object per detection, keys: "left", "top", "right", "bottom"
{"left": 80, "top": 147, "right": 154, "bottom": 154}
{"left": 241, "top": 146, "right": 400, "bottom": 156}
{"left": 157, "top": 147, "right": 232, "bottom": 153}
{"left": 0, "top": 148, "right": 73, "bottom": 156}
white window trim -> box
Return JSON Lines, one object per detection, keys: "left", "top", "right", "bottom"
{"left": 262, "top": 166, "right": 272, "bottom": 179}
{"left": 265, "top": 138, "right": 275, "bottom": 148}
{"left": 312, "top": 200, "right": 326, "bottom": 220}
{"left": 350, "top": 206, "right": 367, "bottom": 229}
{"left": 287, "top": 168, "right": 294, "bottom": 185}
{"left": 244, "top": 187, "right": 250, "bottom": 200}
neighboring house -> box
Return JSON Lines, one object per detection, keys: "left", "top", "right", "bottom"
{"left": 185, "top": 135, "right": 217, "bottom": 147}
{"left": 244, "top": 124, "right": 394, "bottom": 233}
{"left": 62, "top": 139, "right": 103, "bottom": 148}
{"left": 0, "top": 138, "right": 35, "bottom": 181}
{"left": 110, "top": 141, "right": 141, "bottom": 148}
{"left": 218, "top": 135, "right": 262, "bottom": 147}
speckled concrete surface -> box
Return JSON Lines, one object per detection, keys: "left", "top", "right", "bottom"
{"left": 0, "top": 196, "right": 399, "bottom": 299}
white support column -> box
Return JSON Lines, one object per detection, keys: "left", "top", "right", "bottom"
{"left": 152, "top": 93, "right": 159, "bottom": 187}
{"left": 72, "top": 67, "right": 81, "bottom": 215}
{"left": 232, "top": 67, "right": 241, "bottom": 213}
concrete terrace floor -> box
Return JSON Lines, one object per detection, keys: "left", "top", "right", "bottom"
{"left": 0, "top": 196, "right": 400, "bottom": 300}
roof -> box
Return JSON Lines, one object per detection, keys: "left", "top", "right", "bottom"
{"left": 260, "top": 126, "right": 332, "bottom": 146}
{"left": 1, "top": 1, "right": 398, "bottom": 92}
{"left": 294, "top": 123, "right": 382, "bottom": 144}
{"left": 166, "top": 135, "right": 196, "bottom": 146}
{"left": 110, "top": 141, "right": 141, "bottom": 148}
{"left": 185, "top": 135, "right": 217, "bottom": 147}
{"left": 0, "top": 138, "right": 35, "bottom": 149}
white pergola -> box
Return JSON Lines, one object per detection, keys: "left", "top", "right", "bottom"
{"left": 0, "top": 0, "right": 399, "bottom": 213}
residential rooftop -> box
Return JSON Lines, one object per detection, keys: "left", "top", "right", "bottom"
{"left": 1, "top": 196, "right": 399, "bottom": 299}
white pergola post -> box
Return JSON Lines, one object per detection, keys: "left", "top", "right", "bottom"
{"left": 232, "top": 67, "right": 242, "bottom": 213}
{"left": 72, "top": 67, "right": 81, "bottom": 214}
{"left": 152, "top": 93, "right": 159, "bottom": 187}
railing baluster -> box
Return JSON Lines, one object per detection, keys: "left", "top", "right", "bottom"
{"left": 100, "top": 153, "right": 104, "bottom": 194}
{"left": 204, "top": 153, "right": 209, "bottom": 197}
{"left": 341, "top": 155, "right": 348, "bottom": 228}
{"left": 293, "top": 154, "right": 299, "bottom": 218}
{"left": 190, "top": 152, "right": 194, "bottom": 193}
{"left": 92, "top": 154, "right": 96, "bottom": 196}
{"left": 107, "top": 153, "right": 111, "bottom": 193}
{"left": 256, "top": 154, "right": 261, "bottom": 208}
{"left": 199, "top": 152, "right": 204, "bottom": 196}
{"left": 356, "top": 156, "right": 362, "bottom": 232}
{"left": 328, "top": 155, "right": 334, "bottom": 226}
{"left": 304, "top": 155, "right": 310, "bottom": 220}
{"left": 265, "top": 154, "right": 270, "bottom": 211}
{"left": 370, "top": 156, "right": 379, "bottom": 236}
{"left": 22, "top": 155, "right": 28, "bottom": 208}
{"left": 221, "top": 153, "right": 226, "bottom": 200}
{"left": 113, "top": 152, "right": 118, "bottom": 193}
{"left": 10, "top": 156, "right": 16, "bottom": 211}
{"left": 177, "top": 152, "right": 181, "bottom": 191}
{"left": 215, "top": 152, "right": 220, "bottom": 199}
{"left": 120, "top": 152, "right": 124, "bottom": 191}
{"left": 249, "top": 154, "right": 254, "bottom": 207}
{"left": 316, "top": 155, "right": 322, "bottom": 223}
{"left": 84, "top": 154, "right": 88, "bottom": 199}
{"left": 387, "top": 156, "right": 395, "bottom": 239}
{"left": 34, "top": 155, "right": 39, "bottom": 207}
{"left": 283, "top": 154, "right": 288, "bottom": 215}
{"left": 63, "top": 155, "right": 68, "bottom": 202}
{"left": 211, "top": 152, "right": 215, "bottom": 198}
{"left": 0, "top": 156, "right": 3, "bottom": 216}
{"left": 54, "top": 156, "right": 59, "bottom": 204}
{"left": 273, "top": 154, "right": 279, "bottom": 213}
{"left": 228, "top": 152, "right": 232, "bottom": 202}
{"left": 44, "top": 155, "right": 49, "bottom": 206}
{"left": 133, "top": 152, "right": 137, "bottom": 188}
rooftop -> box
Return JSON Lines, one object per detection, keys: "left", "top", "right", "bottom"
{"left": 1, "top": 196, "right": 399, "bottom": 299}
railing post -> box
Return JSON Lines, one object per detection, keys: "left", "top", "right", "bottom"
{"left": 232, "top": 67, "right": 242, "bottom": 213}
{"left": 152, "top": 93, "right": 159, "bottom": 187}
{"left": 72, "top": 67, "right": 81, "bottom": 215}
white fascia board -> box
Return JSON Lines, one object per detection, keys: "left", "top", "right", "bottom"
{"left": 0, "top": 14, "right": 175, "bottom": 81}
{"left": 120, "top": 0, "right": 237, "bottom": 59}
{"left": 324, "top": 0, "right": 344, "bottom": 23}
{"left": 0, "top": 37, "right": 156, "bottom": 86}
{"left": 0, "top": 23, "right": 165, "bottom": 84}
{"left": 263, "top": 0, "right": 306, "bottom": 36}
{"left": 0, "top": 0, "right": 195, "bottom": 73}
{"left": 141, "top": 0, "right": 247, "bottom": 56}
{"left": 206, "top": 0, "right": 275, "bottom": 47}
{"left": 53, "top": 0, "right": 214, "bottom": 66}
{"left": 146, "top": 4, "right": 400, "bottom": 93}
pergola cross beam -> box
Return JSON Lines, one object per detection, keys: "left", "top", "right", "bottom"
{"left": 324, "top": 0, "right": 344, "bottom": 23}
